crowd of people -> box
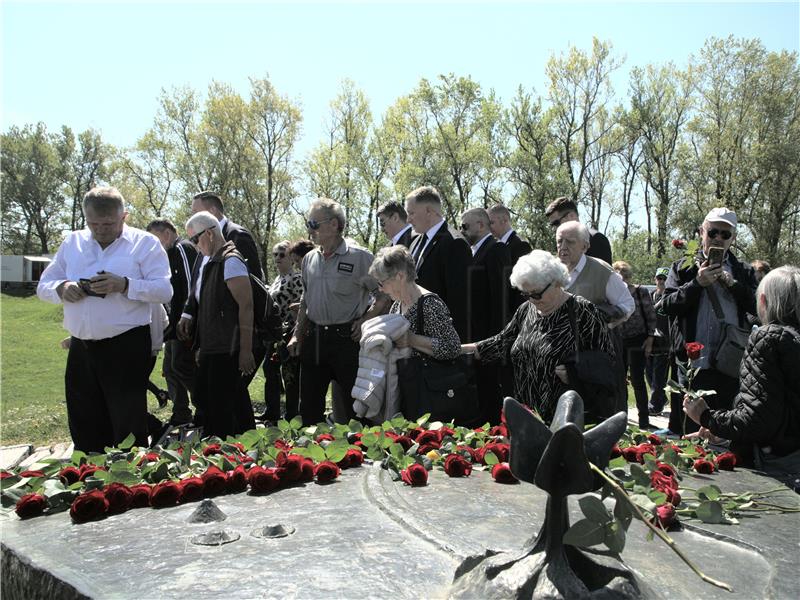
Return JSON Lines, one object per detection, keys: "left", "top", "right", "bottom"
{"left": 37, "top": 185, "right": 799, "bottom": 486}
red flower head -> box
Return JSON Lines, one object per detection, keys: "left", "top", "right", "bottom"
{"left": 248, "top": 466, "right": 280, "bottom": 494}
{"left": 179, "top": 477, "right": 205, "bottom": 503}
{"left": 479, "top": 443, "right": 510, "bottom": 464}
{"left": 226, "top": 465, "right": 249, "bottom": 494}
{"left": 655, "top": 462, "right": 677, "bottom": 478}
{"left": 315, "top": 433, "right": 335, "bottom": 443}
{"left": 137, "top": 452, "right": 161, "bottom": 466}
{"left": 201, "top": 466, "right": 228, "bottom": 497}
{"left": 314, "top": 461, "right": 341, "bottom": 483}
{"left": 394, "top": 435, "right": 414, "bottom": 451}
{"left": 0, "top": 470, "right": 14, "bottom": 479}
{"left": 693, "top": 445, "right": 707, "bottom": 457}
{"left": 416, "top": 430, "right": 441, "bottom": 447}
{"left": 59, "top": 466, "right": 82, "bottom": 486}
{"left": 78, "top": 465, "right": 106, "bottom": 482}
{"left": 202, "top": 444, "right": 222, "bottom": 457}
{"left": 438, "top": 427, "right": 456, "bottom": 440}
{"left": 693, "top": 458, "right": 715, "bottom": 474}
{"left": 417, "top": 442, "right": 441, "bottom": 455}
{"left": 489, "top": 424, "right": 509, "bottom": 438}
{"left": 20, "top": 470, "right": 45, "bottom": 478}
{"left": 229, "top": 442, "right": 246, "bottom": 453}
{"left": 715, "top": 452, "right": 737, "bottom": 471}
{"left": 406, "top": 427, "right": 425, "bottom": 440}
{"left": 104, "top": 483, "right": 134, "bottom": 514}
{"left": 444, "top": 454, "right": 472, "bottom": 478}
{"left": 684, "top": 342, "right": 704, "bottom": 361}
{"left": 150, "top": 481, "right": 181, "bottom": 508}
{"left": 70, "top": 489, "right": 109, "bottom": 523}
{"left": 647, "top": 434, "right": 663, "bottom": 446}
{"left": 665, "top": 488, "right": 682, "bottom": 506}
{"left": 610, "top": 445, "right": 623, "bottom": 459}
{"left": 656, "top": 503, "right": 677, "bottom": 528}
{"left": 401, "top": 463, "right": 428, "bottom": 486}
{"left": 275, "top": 453, "right": 304, "bottom": 483}
{"left": 491, "top": 462, "right": 519, "bottom": 484}
{"left": 299, "top": 458, "right": 315, "bottom": 482}
{"left": 621, "top": 447, "right": 640, "bottom": 463}
{"left": 384, "top": 431, "right": 400, "bottom": 442}
{"left": 129, "top": 484, "right": 152, "bottom": 508}
{"left": 650, "top": 470, "right": 678, "bottom": 493}
{"left": 274, "top": 439, "right": 292, "bottom": 452}
{"left": 635, "top": 443, "right": 657, "bottom": 461}
{"left": 671, "top": 239, "right": 686, "bottom": 250}
{"left": 15, "top": 493, "right": 46, "bottom": 519}
{"left": 456, "top": 445, "right": 480, "bottom": 463}
{"left": 338, "top": 449, "right": 364, "bottom": 470}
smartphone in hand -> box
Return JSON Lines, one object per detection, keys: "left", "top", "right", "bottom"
{"left": 78, "top": 278, "right": 106, "bottom": 298}
{"left": 707, "top": 246, "right": 725, "bottom": 267}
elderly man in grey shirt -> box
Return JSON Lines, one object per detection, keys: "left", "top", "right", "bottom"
{"left": 288, "top": 198, "right": 391, "bottom": 425}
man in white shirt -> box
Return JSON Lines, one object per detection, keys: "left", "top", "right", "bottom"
{"left": 37, "top": 187, "right": 172, "bottom": 452}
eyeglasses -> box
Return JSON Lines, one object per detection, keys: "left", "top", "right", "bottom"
{"left": 520, "top": 282, "right": 552, "bottom": 301}
{"left": 306, "top": 217, "right": 334, "bottom": 231}
{"left": 273, "top": 252, "right": 285, "bottom": 259}
{"left": 189, "top": 225, "right": 215, "bottom": 244}
{"left": 378, "top": 220, "right": 387, "bottom": 228}
{"left": 377, "top": 275, "right": 394, "bottom": 288}
{"left": 705, "top": 228, "right": 732, "bottom": 240}
{"left": 460, "top": 223, "right": 471, "bottom": 231}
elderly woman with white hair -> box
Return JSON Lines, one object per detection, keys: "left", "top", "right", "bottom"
{"left": 684, "top": 266, "right": 800, "bottom": 487}
{"left": 462, "top": 250, "right": 614, "bottom": 423}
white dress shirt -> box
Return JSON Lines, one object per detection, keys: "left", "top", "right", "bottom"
{"left": 416, "top": 219, "right": 446, "bottom": 261}
{"left": 567, "top": 254, "right": 635, "bottom": 321}
{"left": 37, "top": 225, "right": 172, "bottom": 340}
{"left": 498, "top": 229, "right": 514, "bottom": 244}
{"left": 471, "top": 233, "right": 493, "bottom": 256}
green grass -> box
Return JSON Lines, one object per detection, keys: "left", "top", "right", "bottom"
{"left": 0, "top": 294, "right": 267, "bottom": 447}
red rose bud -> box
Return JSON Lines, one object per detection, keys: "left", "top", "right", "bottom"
{"left": 671, "top": 239, "right": 686, "bottom": 249}
{"left": 150, "top": 481, "right": 181, "bottom": 508}
{"left": 715, "top": 452, "right": 737, "bottom": 471}
{"left": 315, "top": 433, "right": 335, "bottom": 443}
{"left": 621, "top": 447, "right": 640, "bottom": 463}
{"left": 137, "top": 452, "right": 161, "bottom": 466}
{"left": 456, "top": 445, "right": 480, "bottom": 463}
{"left": 656, "top": 462, "right": 677, "bottom": 477}
{"left": 315, "top": 461, "right": 341, "bottom": 483}
{"left": 635, "top": 443, "right": 657, "bottom": 462}
{"left": 104, "top": 483, "right": 134, "bottom": 514}
{"left": 230, "top": 442, "right": 246, "bottom": 453}
{"left": 656, "top": 503, "right": 677, "bottom": 528}
{"left": 299, "top": 458, "right": 315, "bottom": 482}
{"left": 0, "top": 470, "right": 13, "bottom": 479}
{"left": 489, "top": 424, "right": 509, "bottom": 438}
{"left": 384, "top": 432, "right": 400, "bottom": 441}
{"left": 59, "top": 466, "right": 82, "bottom": 486}
{"left": 70, "top": 489, "right": 109, "bottom": 523}
{"left": 275, "top": 453, "right": 304, "bottom": 483}
{"left": 338, "top": 449, "right": 364, "bottom": 470}
{"left": 479, "top": 443, "right": 510, "bottom": 464}
{"left": 179, "top": 477, "right": 205, "bottom": 503}
{"left": 693, "top": 459, "right": 715, "bottom": 474}
{"left": 15, "top": 493, "right": 46, "bottom": 519}
{"left": 438, "top": 427, "right": 456, "bottom": 439}
{"left": 491, "top": 463, "right": 519, "bottom": 484}
{"left": 227, "top": 465, "right": 248, "bottom": 494}
{"left": 129, "top": 484, "right": 152, "bottom": 508}
{"left": 78, "top": 465, "right": 106, "bottom": 482}
{"left": 407, "top": 427, "right": 425, "bottom": 440}
{"left": 444, "top": 454, "right": 472, "bottom": 478}
{"left": 650, "top": 470, "right": 678, "bottom": 493}
{"left": 693, "top": 445, "right": 707, "bottom": 457}
{"left": 610, "top": 445, "right": 622, "bottom": 459}
{"left": 416, "top": 430, "right": 441, "bottom": 446}
{"left": 647, "top": 434, "right": 663, "bottom": 445}
{"left": 202, "top": 444, "right": 222, "bottom": 457}
{"left": 20, "top": 470, "right": 45, "bottom": 478}
{"left": 274, "top": 439, "right": 291, "bottom": 451}
{"left": 666, "top": 488, "right": 682, "bottom": 506}
{"left": 417, "top": 442, "right": 441, "bottom": 455}
{"left": 248, "top": 467, "right": 281, "bottom": 494}
{"left": 400, "top": 463, "right": 428, "bottom": 486}
{"left": 395, "top": 435, "right": 414, "bottom": 451}
{"left": 684, "top": 342, "right": 704, "bottom": 360}
{"left": 201, "top": 466, "right": 228, "bottom": 497}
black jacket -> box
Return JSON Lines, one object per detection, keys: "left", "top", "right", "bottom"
{"left": 587, "top": 229, "right": 612, "bottom": 265}
{"left": 394, "top": 226, "right": 415, "bottom": 249}
{"left": 505, "top": 231, "right": 532, "bottom": 265}
{"left": 410, "top": 224, "right": 472, "bottom": 341}
{"left": 222, "top": 220, "right": 263, "bottom": 280}
{"left": 704, "top": 324, "right": 800, "bottom": 459}
{"left": 164, "top": 238, "right": 198, "bottom": 340}
{"left": 660, "top": 252, "right": 757, "bottom": 361}
{"left": 466, "top": 236, "right": 513, "bottom": 342}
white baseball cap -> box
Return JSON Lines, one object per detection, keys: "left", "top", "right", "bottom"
{"left": 704, "top": 207, "right": 737, "bottom": 228}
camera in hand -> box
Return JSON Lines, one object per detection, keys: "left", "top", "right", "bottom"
{"left": 79, "top": 278, "right": 106, "bottom": 298}
{"left": 707, "top": 246, "right": 725, "bottom": 267}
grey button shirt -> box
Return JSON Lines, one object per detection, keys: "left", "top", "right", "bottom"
{"left": 301, "top": 239, "right": 378, "bottom": 325}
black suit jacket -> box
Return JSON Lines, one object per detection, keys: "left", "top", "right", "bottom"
{"left": 503, "top": 231, "right": 532, "bottom": 310}
{"left": 164, "top": 238, "right": 198, "bottom": 340}
{"left": 395, "top": 225, "right": 415, "bottom": 249}
{"left": 222, "top": 220, "right": 263, "bottom": 280}
{"left": 587, "top": 229, "right": 612, "bottom": 266}
{"left": 467, "top": 237, "right": 513, "bottom": 342}
{"left": 410, "top": 224, "right": 472, "bottom": 340}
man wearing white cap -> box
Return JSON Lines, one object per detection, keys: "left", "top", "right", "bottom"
{"left": 659, "top": 207, "right": 758, "bottom": 434}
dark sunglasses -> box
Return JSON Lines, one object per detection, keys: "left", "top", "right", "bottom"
{"left": 306, "top": 217, "right": 334, "bottom": 231}
{"left": 520, "top": 281, "right": 552, "bottom": 301}
{"left": 460, "top": 223, "right": 470, "bottom": 230}
{"left": 548, "top": 217, "right": 564, "bottom": 229}
{"left": 273, "top": 252, "right": 285, "bottom": 259}
{"left": 706, "top": 228, "right": 732, "bottom": 240}
{"left": 189, "top": 225, "right": 215, "bottom": 244}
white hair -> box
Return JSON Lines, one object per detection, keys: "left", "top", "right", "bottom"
{"left": 510, "top": 250, "right": 570, "bottom": 291}
{"left": 310, "top": 198, "right": 346, "bottom": 232}
{"left": 186, "top": 211, "right": 221, "bottom": 237}
{"left": 556, "top": 221, "right": 590, "bottom": 245}
{"left": 757, "top": 265, "right": 800, "bottom": 326}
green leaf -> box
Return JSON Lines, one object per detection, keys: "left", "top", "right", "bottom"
{"left": 390, "top": 416, "right": 407, "bottom": 429}
{"left": 405, "top": 442, "right": 420, "bottom": 456}
{"left": 277, "top": 419, "right": 291, "bottom": 433}
{"left": 109, "top": 459, "right": 133, "bottom": 473}
{"left": 613, "top": 494, "right": 634, "bottom": 529}
{"left": 388, "top": 443, "right": 404, "bottom": 460}
{"left": 308, "top": 445, "right": 326, "bottom": 463}
{"left": 647, "top": 490, "right": 667, "bottom": 506}
{"left": 324, "top": 440, "right": 349, "bottom": 464}
{"left": 117, "top": 433, "right": 136, "bottom": 450}
{"left": 415, "top": 413, "right": 431, "bottom": 426}
{"left": 661, "top": 447, "right": 679, "bottom": 467}
{"left": 696, "top": 500, "right": 724, "bottom": 524}
{"left": 109, "top": 471, "right": 140, "bottom": 486}
{"left": 604, "top": 519, "right": 626, "bottom": 555}
{"left": 1, "top": 488, "right": 28, "bottom": 508}
{"left": 381, "top": 434, "right": 396, "bottom": 449}
{"left": 629, "top": 464, "right": 651, "bottom": 487}
{"left": 237, "top": 430, "right": 262, "bottom": 451}
{"left": 289, "top": 415, "right": 303, "bottom": 430}
{"left": 483, "top": 450, "right": 499, "bottom": 466}
{"left": 146, "top": 461, "right": 170, "bottom": 483}
{"left": 608, "top": 456, "right": 627, "bottom": 469}
{"left": 579, "top": 495, "right": 612, "bottom": 524}
{"left": 366, "top": 445, "right": 384, "bottom": 461}
{"left": 563, "top": 518, "right": 606, "bottom": 548}
{"left": 348, "top": 419, "right": 363, "bottom": 433}
{"left": 70, "top": 450, "right": 87, "bottom": 466}
{"left": 629, "top": 493, "right": 657, "bottom": 517}
{"left": 359, "top": 433, "right": 377, "bottom": 448}
{"left": 697, "top": 485, "right": 721, "bottom": 501}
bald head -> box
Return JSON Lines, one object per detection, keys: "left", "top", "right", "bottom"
{"left": 460, "top": 208, "right": 491, "bottom": 246}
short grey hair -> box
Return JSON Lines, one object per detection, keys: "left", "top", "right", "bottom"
{"left": 83, "top": 186, "right": 125, "bottom": 215}
{"left": 510, "top": 250, "right": 569, "bottom": 291}
{"left": 462, "top": 207, "right": 490, "bottom": 227}
{"left": 757, "top": 265, "right": 800, "bottom": 326}
{"left": 273, "top": 239, "right": 291, "bottom": 253}
{"left": 369, "top": 245, "right": 416, "bottom": 283}
{"left": 310, "top": 198, "right": 346, "bottom": 233}
{"left": 186, "top": 211, "right": 221, "bottom": 238}
{"left": 556, "top": 221, "right": 590, "bottom": 245}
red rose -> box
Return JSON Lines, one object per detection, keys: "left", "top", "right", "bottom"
{"left": 248, "top": 466, "right": 280, "bottom": 494}
{"left": 400, "top": 463, "right": 428, "bottom": 486}
{"left": 384, "top": 432, "right": 400, "bottom": 441}
{"left": 274, "top": 439, "right": 291, "bottom": 451}
{"left": 0, "top": 470, "right": 14, "bottom": 479}
{"left": 715, "top": 452, "right": 737, "bottom": 471}
{"left": 275, "top": 453, "right": 304, "bottom": 483}
{"left": 299, "top": 458, "right": 315, "bottom": 482}
{"left": 229, "top": 442, "right": 246, "bottom": 453}
{"left": 456, "top": 445, "right": 479, "bottom": 462}
{"left": 78, "top": 465, "right": 106, "bottom": 482}
{"left": 227, "top": 465, "right": 248, "bottom": 494}
{"left": 684, "top": 342, "right": 704, "bottom": 361}
{"left": 417, "top": 442, "right": 441, "bottom": 455}
{"left": 621, "top": 447, "right": 640, "bottom": 463}
{"left": 665, "top": 488, "right": 682, "bottom": 506}
{"left": 129, "top": 484, "right": 152, "bottom": 508}
{"left": 656, "top": 503, "right": 677, "bottom": 528}
{"left": 20, "top": 470, "right": 45, "bottom": 478}
{"left": 479, "top": 443, "right": 510, "bottom": 464}
{"left": 150, "top": 481, "right": 181, "bottom": 508}
{"left": 70, "top": 489, "right": 108, "bottom": 523}
{"left": 137, "top": 452, "right": 160, "bottom": 466}
{"left": 338, "top": 449, "right": 364, "bottom": 469}
{"left": 314, "top": 461, "right": 341, "bottom": 483}
{"left": 634, "top": 443, "right": 657, "bottom": 463}
{"left": 179, "top": 477, "right": 205, "bottom": 503}
{"left": 650, "top": 470, "right": 678, "bottom": 493}
{"left": 693, "top": 445, "right": 707, "bottom": 457}
{"left": 15, "top": 493, "right": 46, "bottom": 519}
{"left": 656, "top": 462, "right": 677, "bottom": 478}
{"left": 489, "top": 424, "right": 508, "bottom": 438}
{"left": 59, "top": 466, "right": 81, "bottom": 486}
{"left": 444, "top": 454, "right": 472, "bottom": 478}
{"left": 354, "top": 441, "right": 367, "bottom": 451}
{"left": 407, "top": 427, "right": 425, "bottom": 440}
{"left": 491, "top": 462, "right": 519, "bottom": 484}
{"left": 610, "top": 445, "right": 622, "bottom": 459}
{"left": 395, "top": 436, "right": 414, "bottom": 451}
{"left": 104, "top": 483, "right": 134, "bottom": 514}
{"left": 647, "top": 434, "right": 663, "bottom": 445}
{"left": 201, "top": 466, "right": 228, "bottom": 497}
{"left": 203, "top": 444, "right": 222, "bottom": 457}
{"left": 416, "top": 430, "right": 441, "bottom": 446}
{"left": 671, "top": 239, "right": 685, "bottom": 249}
{"left": 438, "top": 427, "right": 456, "bottom": 439}
{"left": 315, "top": 433, "right": 335, "bottom": 443}
{"left": 693, "top": 459, "right": 715, "bottom": 474}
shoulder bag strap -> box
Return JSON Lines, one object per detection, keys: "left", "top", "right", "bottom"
{"left": 567, "top": 296, "right": 582, "bottom": 353}
{"left": 705, "top": 284, "right": 727, "bottom": 323}
{"left": 414, "top": 293, "right": 431, "bottom": 336}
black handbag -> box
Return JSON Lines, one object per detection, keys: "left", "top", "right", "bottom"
{"left": 563, "top": 299, "right": 618, "bottom": 420}
{"left": 397, "top": 294, "right": 480, "bottom": 426}
{"left": 706, "top": 285, "right": 750, "bottom": 379}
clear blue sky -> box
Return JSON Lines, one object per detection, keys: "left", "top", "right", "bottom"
{"left": 3, "top": 1, "right": 798, "bottom": 161}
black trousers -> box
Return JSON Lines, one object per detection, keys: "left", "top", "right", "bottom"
{"left": 263, "top": 341, "right": 300, "bottom": 421}
{"left": 65, "top": 325, "right": 150, "bottom": 453}
{"left": 163, "top": 339, "right": 196, "bottom": 422}
{"left": 194, "top": 352, "right": 256, "bottom": 439}
{"left": 622, "top": 334, "right": 650, "bottom": 426}
{"left": 299, "top": 324, "right": 359, "bottom": 426}
{"left": 475, "top": 364, "right": 503, "bottom": 426}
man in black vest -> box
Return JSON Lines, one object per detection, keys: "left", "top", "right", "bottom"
{"left": 377, "top": 201, "right": 415, "bottom": 248}
{"left": 545, "top": 196, "right": 612, "bottom": 265}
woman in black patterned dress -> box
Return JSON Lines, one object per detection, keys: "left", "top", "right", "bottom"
{"left": 462, "top": 250, "right": 614, "bottom": 423}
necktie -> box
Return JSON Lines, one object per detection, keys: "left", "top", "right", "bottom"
{"left": 413, "top": 233, "right": 428, "bottom": 264}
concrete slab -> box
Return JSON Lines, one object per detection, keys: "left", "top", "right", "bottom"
{"left": 0, "top": 445, "right": 33, "bottom": 471}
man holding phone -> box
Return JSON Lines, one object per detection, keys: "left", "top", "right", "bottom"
{"left": 659, "top": 207, "right": 758, "bottom": 434}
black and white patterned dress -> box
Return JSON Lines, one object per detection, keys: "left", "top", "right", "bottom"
{"left": 390, "top": 293, "right": 461, "bottom": 360}
{"left": 476, "top": 295, "right": 613, "bottom": 422}
{"left": 268, "top": 271, "right": 303, "bottom": 330}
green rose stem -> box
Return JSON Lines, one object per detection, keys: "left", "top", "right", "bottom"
{"left": 589, "top": 463, "right": 733, "bottom": 593}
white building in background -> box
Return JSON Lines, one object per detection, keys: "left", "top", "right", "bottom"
{"left": 0, "top": 255, "right": 52, "bottom": 289}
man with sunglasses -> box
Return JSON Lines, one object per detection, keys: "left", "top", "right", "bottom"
{"left": 660, "top": 207, "right": 758, "bottom": 434}
{"left": 377, "top": 201, "right": 415, "bottom": 248}
{"left": 545, "top": 197, "right": 612, "bottom": 265}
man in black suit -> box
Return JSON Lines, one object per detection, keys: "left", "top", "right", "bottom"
{"left": 461, "top": 208, "right": 513, "bottom": 424}
{"left": 545, "top": 196, "right": 612, "bottom": 265}
{"left": 405, "top": 186, "right": 471, "bottom": 340}
{"left": 488, "top": 204, "right": 532, "bottom": 311}
{"left": 377, "top": 201, "right": 415, "bottom": 248}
